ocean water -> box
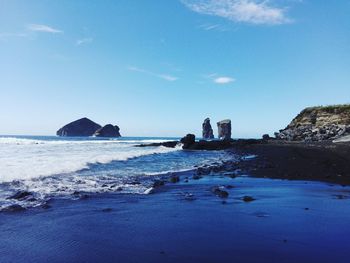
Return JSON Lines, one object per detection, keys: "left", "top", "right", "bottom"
{"left": 0, "top": 136, "right": 230, "bottom": 210}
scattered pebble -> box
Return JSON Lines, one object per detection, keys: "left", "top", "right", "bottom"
{"left": 242, "top": 196, "right": 256, "bottom": 202}
{"left": 153, "top": 180, "right": 165, "bottom": 188}
{"left": 184, "top": 193, "right": 196, "bottom": 201}
{"left": 169, "top": 175, "right": 180, "bottom": 183}
{"left": 335, "top": 194, "right": 348, "bottom": 199}
{"left": 211, "top": 186, "right": 229, "bottom": 198}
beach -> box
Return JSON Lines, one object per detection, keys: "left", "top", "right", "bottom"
{"left": 1, "top": 174, "right": 350, "bottom": 263}
{"left": 1, "top": 138, "right": 350, "bottom": 262}
{"left": 233, "top": 141, "right": 350, "bottom": 186}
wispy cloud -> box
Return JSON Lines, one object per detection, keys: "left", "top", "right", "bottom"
{"left": 27, "top": 24, "right": 63, "bottom": 33}
{"left": 76, "top": 37, "right": 93, "bottom": 46}
{"left": 0, "top": 32, "right": 28, "bottom": 40}
{"left": 214, "top": 76, "right": 235, "bottom": 84}
{"left": 198, "top": 23, "right": 230, "bottom": 31}
{"left": 181, "top": 0, "right": 291, "bottom": 25}
{"left": 128, "top": 66, "right": 178, "bottom": 82}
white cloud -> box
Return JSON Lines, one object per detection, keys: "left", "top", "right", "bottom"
{"left": 127, "top": 66, "right": 178, "bottom": 82}
{"left": 214, "top": 76, "right": 235, "bottom": 84}
{"left": 181, "top": 0, "right": 291, "bottom": 25}
{"left": 76, "top": 37, "right": 93, "bottom": 46}
{"left": 27, "top": 24, "right": 63, "bottom": 33}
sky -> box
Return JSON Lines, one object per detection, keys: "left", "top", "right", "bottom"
{"left": 0, "top": 0, "right": 349, "bottom": 138}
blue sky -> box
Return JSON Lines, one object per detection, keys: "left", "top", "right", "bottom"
{"left": 0, "top": 0, "right": 349, "bottom": 137}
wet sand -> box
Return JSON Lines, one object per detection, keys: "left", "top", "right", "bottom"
{"left": 1, "top": 174, "right": 350, "bottom": 263}
{"left": 233, "top": 141, "right": 350, "bottom": 186}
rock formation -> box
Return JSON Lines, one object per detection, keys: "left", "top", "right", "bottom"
{"left": 217, "top": 119, "right": 231, "bottom": 140}
{"left": 180, "top": 134, "right": 196, "bottom": 148}
{"left": 57, "top": 118, "right": 102, "bottom": 137}
{"left": 94, "top": 124, "right": 121, "bottom": 137}
{"left": 275, "top": 104, "right": 350, "bottom": 141}
{"left": 202, "top": 118, "right": 214, "bottom": 139}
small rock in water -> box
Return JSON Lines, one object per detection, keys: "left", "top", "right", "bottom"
{"left": 197, "top": 167, "right": 211, "bottom": 175}
{"left": 153, "top": 180, "right": 165, "bottom": 188}
{"left": 211, "top": 186, "right": 229, "bottom": 198}
{"left": 192, "top": 175, "right": 202, "bottom": 180}
{"left": 335, "top": 194, "right": 347, "bottom": 199}
{"left": 73, "top": 191, "right": 89, "bottom": 199}
{"left": 169, "top": 175, "right": 180, "bottom": 183}
{"left": 242, "top": 196, "right": 256, "bottom": 202}
{"left": 253, "top": 212, "right": 269, "bottom": 218}
{"left": 2, "top": 204, "right": 26, "bottom": 212}
{"left": 184, "top": 193, "right": 196, "bottom": 201}
{"left": 102, "top": 208, "right": 113, "bottom": 212}
{"left": 7, "top": 191, "right": 32, "bottom": 200}
{"left": 41, "top": 203, "right": 52, "bottom": 209}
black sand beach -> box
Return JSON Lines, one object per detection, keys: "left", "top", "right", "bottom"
{"left": 233, "top": 141, "right": 350, "bottom": 186}
{"left": 1, "top": 142, "right": 350, "bottom": 263}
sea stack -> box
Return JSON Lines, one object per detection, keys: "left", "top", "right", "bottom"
{"left": 202, "top": 118, "right": 214, "bottom": 139}
{"left": 217, "top": 119, "right": 231, "bottom": 140}
{"left": 94, "top": 124, "right": 121, "bottom": 137}
{"left": 57, "top": 118, "right": 102, "bottom": 137}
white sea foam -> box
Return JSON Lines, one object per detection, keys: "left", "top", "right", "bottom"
{"left": 0, "top": 137, "right": 174, "bottom": 145}
{"left": 0, "top": 137, "right": 181, "bottom": 183}
{"left": 0, "top": 136, "right": 232, "bottom": 210}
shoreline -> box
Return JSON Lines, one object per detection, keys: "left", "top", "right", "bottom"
{"left": 231, "top": 141, "right": 350, "bottom": 186}
{"left": 138, "top": 137, "right": 350, "bottom": 186}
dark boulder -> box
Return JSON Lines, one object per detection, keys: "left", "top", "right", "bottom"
{"left": 217, "top": 119, "right": 232, "bottom": 140}
{"left": 262, "top": 134, "right": 270, "bottom": 142}
{"left": 135, "top": 141, "right": 178, "bottom": 148}
{"left": 242, "top": 196, "right": 256, "bottom": 202}
{"left": 211, "top": 186, "right": 229, "bottom": 198}
{"left": 180, "top": 134, "right": 196, "bottom": 149}
{"left": 57, "top": 118, "right": 101, "bottom": 137}
{"left": 169, "top": 175, "right": 180, "bottom": 183}
{"left": 153, "top": 180, "right": 165, "bottom": 187}
{"left": 185, "top": 139, "right": 234, "bottom": 150}
{"left": 202, "top": 118, "right": 214, "bottom": 139}
{"left": 94, "top": 124, "right": 121, "bottom": 137}
{"left": 2, "top": 204, "right": 26, "bottom": 212}
{"left": 7, "top": 191, "right": 32, "bottom": 200}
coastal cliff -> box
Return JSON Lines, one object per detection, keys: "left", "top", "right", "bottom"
{"left": 275, "top": 104, "right": 350, "bottom": 141}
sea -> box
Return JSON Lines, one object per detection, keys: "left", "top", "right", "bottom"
{"left": 0, "top": 136, "right": 230, "bottom": 210}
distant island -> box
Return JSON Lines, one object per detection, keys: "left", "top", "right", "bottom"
{"left": 56, "top": 117, "right": 121, "bottom": 137}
